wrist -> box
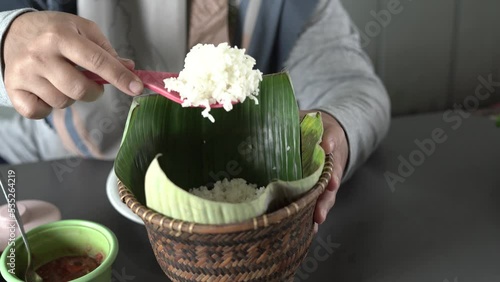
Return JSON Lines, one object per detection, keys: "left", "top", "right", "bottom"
{"left": 2, "top": 10, "right": 36, "bottom": 69}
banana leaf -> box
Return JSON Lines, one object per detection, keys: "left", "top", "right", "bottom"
{"left": 115, "top": 73, "right": 303, "bottom": 206}
{"left": 144, "top": 112, "right": 324, "bottom": 224}
{"left": 115, "top": 72, "right": 326, "bottom": 224}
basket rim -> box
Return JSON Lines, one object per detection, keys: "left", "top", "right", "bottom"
{"left": 118, "top": 153, "right": 334, "bottom": 234}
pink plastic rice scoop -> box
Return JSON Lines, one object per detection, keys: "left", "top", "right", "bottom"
{"left": 83, "top": 70, "right": 228, "bottom": 108}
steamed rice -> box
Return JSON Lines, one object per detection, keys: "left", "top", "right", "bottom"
{"left": 190, "top": 178, "right": 265, "bottom": 203}
{"left": 163, "top": 43, "right": 263, "bottom": 122}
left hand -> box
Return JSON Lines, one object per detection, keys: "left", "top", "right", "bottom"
{"left": 300, "top": 110, "right": 349, "bottom": 232}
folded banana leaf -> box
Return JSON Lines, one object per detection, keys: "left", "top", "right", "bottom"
{"left": 114, "top": 72, "right": 325, "bottom": 224}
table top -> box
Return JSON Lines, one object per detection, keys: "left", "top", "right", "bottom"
{"left": 1, "top": 112, "right": 499, "bottom": 282}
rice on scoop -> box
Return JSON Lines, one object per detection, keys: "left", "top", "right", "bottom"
{"left": 190, "top": 178, "right": 265, "bottom": 203}
{"left": 163, "top": 43, "right": 263, "bottom": 122}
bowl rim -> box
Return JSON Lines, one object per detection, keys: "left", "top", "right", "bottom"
{"left": 0, "top": 219, "right": 119, "bottom": 281}
{"left": 118, "top": 153, "right": 334, "bottom": 234}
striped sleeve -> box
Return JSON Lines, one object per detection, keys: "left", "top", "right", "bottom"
{"left": 47, "top": 106, "right": 108, "bottom": 158}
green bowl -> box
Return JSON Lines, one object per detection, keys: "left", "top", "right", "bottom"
{"left": 0, "top": 220, "right": 118, "bottom": 282}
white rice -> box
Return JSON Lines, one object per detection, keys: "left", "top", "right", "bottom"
{"left": 163, "top": 43, "right": 263, "bottom": 122}
{"left": 189, "top": 178, "right": 265, "bottom": 203}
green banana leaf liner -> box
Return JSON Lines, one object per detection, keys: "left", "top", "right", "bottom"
{"left": 114, "top": 72, "right": 325, "bottom": 225}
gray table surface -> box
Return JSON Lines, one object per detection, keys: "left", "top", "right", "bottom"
{"left": 1, "top": 112, "right": 499, "bottom": 282}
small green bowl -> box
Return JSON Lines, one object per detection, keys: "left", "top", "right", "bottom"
{"left": 0, "top": 220, "right": 118, "bottom": 282}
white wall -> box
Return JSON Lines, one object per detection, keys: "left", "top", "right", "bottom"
{"left": 341, "top": 0, "right": 500, "bottom": 115}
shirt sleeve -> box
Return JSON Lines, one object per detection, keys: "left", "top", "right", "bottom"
{"left": 0, "top": 9, "right": 36, "bottom": 107}
{"left": 286, "top": 0, "right": 391, "bottom": 181}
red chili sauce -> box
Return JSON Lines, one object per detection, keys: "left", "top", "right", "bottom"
{"left": 35, "top": 254, "right": 102, "bottom": 282}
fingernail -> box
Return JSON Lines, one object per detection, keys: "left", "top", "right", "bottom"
{"left": 119, "top": 57, "right": 135, "bottom": 69}
{"left": 118, "top": 57, "right": 134, "bottom": 63}
{"left": 129, "top": 80, "right": 143, "bottom": 95}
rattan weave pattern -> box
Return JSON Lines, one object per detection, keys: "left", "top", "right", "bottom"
{"left": 118, "top": 154, "right": 334, "bottom": 281}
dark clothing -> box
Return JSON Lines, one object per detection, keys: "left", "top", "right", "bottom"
{"left": 0, "top": 0, "right": 76, "bottom": 13}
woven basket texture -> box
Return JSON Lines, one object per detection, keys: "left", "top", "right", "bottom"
{"left": 118, "top": 154, "right": 334, "bottom": 282}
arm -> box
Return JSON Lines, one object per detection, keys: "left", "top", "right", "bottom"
{"left": 1, "top": 10, "right": 141, "bottom": 118}
{"left": 0, "top": 10, "right": 142, "bottom": 161}
{"left": 0, "top": 9, "right": 35, "bottom": 107}
{"left": 287, "top": 0, "right": 390, "bottom": 227}
{"left": 287, "top": 0, "right": 391, "bottom": 181}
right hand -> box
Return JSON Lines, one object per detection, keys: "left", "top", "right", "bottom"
{"left": 3, "top": 11, "right": 144, "bottom": 119}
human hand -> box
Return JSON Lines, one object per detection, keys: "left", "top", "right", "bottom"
{"left": 3, "top": 11, "right": 143, "bottom": 119}
{"left": 300, "top": 110, "right": 349, "bottom": 232}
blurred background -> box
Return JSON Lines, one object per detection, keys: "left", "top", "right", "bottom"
{"left": 342, "top": 0, "right": 500, "bottom": 116}
{"left": 1, "top": 0, "right": 499, "bottom": 118}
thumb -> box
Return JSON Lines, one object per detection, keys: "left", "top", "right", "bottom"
{"left": 321, "top": 127, "right": 335, "bottom": 154}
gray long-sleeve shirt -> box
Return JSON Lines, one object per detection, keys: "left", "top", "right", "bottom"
{"left": 0, "top": 0, "right": 390, "bottom": 180}
{"left": 288, "top": 0, "right": 391, "bottom": 179}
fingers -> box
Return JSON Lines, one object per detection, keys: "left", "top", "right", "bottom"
{"left": 9, "top": 89, "right": 52, "bottom": 119}
{"left": 46, "top": 58, "right": 104, "bottom": 102}
{"left": 118, "top": 57, "right": 136, "bottom": 70}
{"left": 320, "top": 125, "right": 336, "bottom": 154}
{"left": 2, "top": 12, "right": 139, "bottom": 119}
{"left": 314, "top": 136, "right": 344, "bottom": 225}
{"left": 24, "top": 77, "right": 76, "bottom": 109}
{"left": 59, "top": 34, "right": 143, "bottom": 96}
{"left": 79, "top": 20, "right": 120, "bottom": 58}
{"left": 313, "top": 113, "right": 346, "bottom": 225}
{"left": 78, "top": 19, "right": 137, "bottom": 73}
{"left": 328, "top": 170, "right": 341, "bottom": 191}
{"left": 314, "top": 189, "right": 337, "bottom": 224}
{"left": 313, "top": 154, "right": 343, "bottom": 226}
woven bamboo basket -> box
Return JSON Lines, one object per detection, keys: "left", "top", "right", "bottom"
{"left": 117, "top": 154, "right": 334, "bottom": 282}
